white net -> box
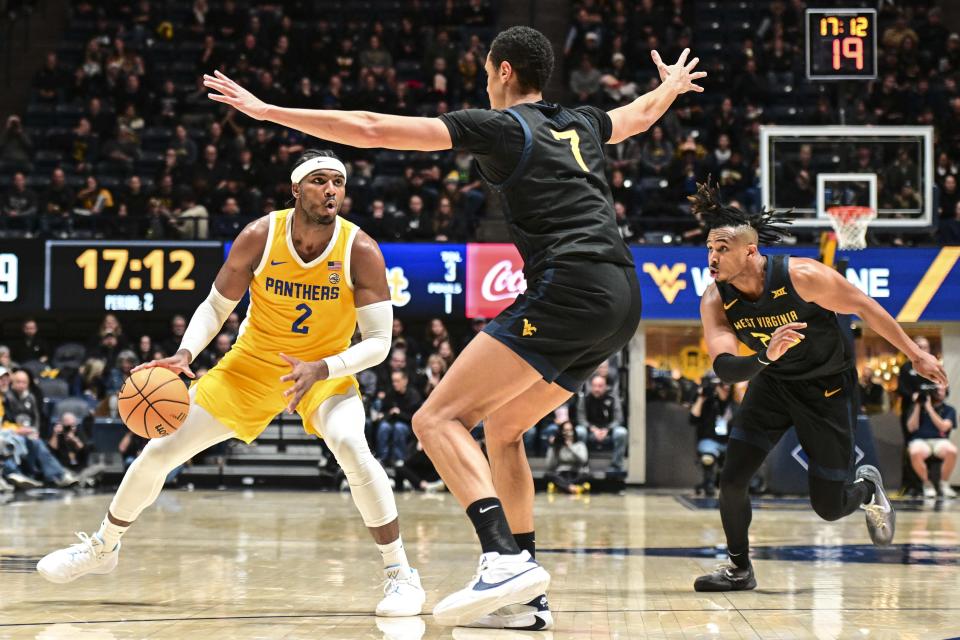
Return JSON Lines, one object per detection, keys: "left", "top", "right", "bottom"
{"left": 827, "top": 206, "right": 876, "bottom": 250}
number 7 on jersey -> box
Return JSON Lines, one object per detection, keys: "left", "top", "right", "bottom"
{"left": 551, "top": 129, "right": 590, "bottom": 173}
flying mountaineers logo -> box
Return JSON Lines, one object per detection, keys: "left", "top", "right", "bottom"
{"left": 643, "top": 263, "right": 687, "bottom": 304}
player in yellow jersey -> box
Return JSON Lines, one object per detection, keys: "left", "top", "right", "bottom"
{"left": 36, "top": 150, "right": 427, "bottom": 617}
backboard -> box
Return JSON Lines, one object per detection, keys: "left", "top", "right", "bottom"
{"left": 760, "top": 125, "right": 934, "bottom": 229}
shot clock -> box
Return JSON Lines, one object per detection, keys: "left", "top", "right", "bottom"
{"left": 44, "top": 241, "right": 222, "bottom": 311}
{"left": 806, "top": 8, "right": 877, "bottom": 80}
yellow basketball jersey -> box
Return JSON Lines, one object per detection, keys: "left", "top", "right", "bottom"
{"left": 193, "top": 209, "right": 361, "bottom": 443}
{"left": 234, "top": 208, "right": 358, "bottom": 363}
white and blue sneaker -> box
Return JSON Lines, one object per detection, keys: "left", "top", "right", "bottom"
{"left": 433, "top": 550, "right": 550, "bottom": 627}
{"left": 467, "top": 594, "right": 553, "bottom": 630}
{"left": 37, "top": 533, "right": 120, "bottom": 583}
{"left": 376, "top": 566, "right": 426, "bottom": 617}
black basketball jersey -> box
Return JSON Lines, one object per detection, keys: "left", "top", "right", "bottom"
{"left": 441, "top": 101, "right": 634, "bottom": 278}
{"left": 717, "top": 254, "right": 853, "bottom": 380}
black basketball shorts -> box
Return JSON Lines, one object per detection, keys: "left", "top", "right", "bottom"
{"left": 483, "top": 260, "right": 642, "bottom": 392}
{"left": 729, "top": 368, "right": 859, "bottom": 481}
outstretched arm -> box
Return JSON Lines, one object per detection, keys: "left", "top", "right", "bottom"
{"left": 203, "top": 71, "right": 452, "bottom": 151}
{"left": 790, "top": 258, "right": 948, "bottom": 385}
{"left": 607, "top": 49, "right": 706, "bottom": 144}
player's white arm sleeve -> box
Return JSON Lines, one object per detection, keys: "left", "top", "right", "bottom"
{"left": 323, "top": 300, "right": 393, "bottom": 379}
{"left": 178, "top": 285, "right": 240, "bottom": 362}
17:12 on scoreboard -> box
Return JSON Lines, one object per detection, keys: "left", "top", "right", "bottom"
{"left": 44, "top": 241, "right": 222, "bottom": 312}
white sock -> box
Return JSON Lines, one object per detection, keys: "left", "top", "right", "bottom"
{"left": 377, "top": 537, "right": 410, "bottom": 576}
{"left": 96, "top": 516, "right": 128, "bottom": 551}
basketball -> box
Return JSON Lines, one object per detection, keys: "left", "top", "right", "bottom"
{"left": 117, "top": 367, "right": 190, "bottom": 439}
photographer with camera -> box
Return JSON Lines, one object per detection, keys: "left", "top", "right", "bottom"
{"left": 898, "top": 336, "right": 942, "bottom": 493}
{"left": 689, "top": 373, "right": 736, "bottom": 497}
{"left": 906, "top": 383, "right": 957, "bottom": 498}
{"left": 47, "top": 412, "right": 90, "bottom": 471}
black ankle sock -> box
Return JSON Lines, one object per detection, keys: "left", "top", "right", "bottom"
{"left": 466, "top": 498, "right": 521, "bottom": 555}
{"left": 513, "top": 531, "right": 536, "bottom": 559}
{"left": 729, "top": 551, "right": 751, "bottom": 570}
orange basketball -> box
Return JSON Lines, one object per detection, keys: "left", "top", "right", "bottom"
{"left": 117, "top": 367, "right": 190, "bottom": 438}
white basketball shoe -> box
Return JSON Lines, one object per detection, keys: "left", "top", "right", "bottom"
{"left": 376, "top": 566, "right": 426, "bottom": 617}
{"left": 466, "top": 594, "right": 553, "bottom": 630}
{"left": 433, "top": 550, "right": 550, "bottom": 627}
{"left": 36, "top": 533, "right": 120, "bottom": 583}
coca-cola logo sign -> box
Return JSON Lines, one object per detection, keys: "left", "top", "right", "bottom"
{"left": 481, "top": 259, "right": 527, "bottom": 301}
{"left": 467, "top": 244, "right": 527, "bottom": 318}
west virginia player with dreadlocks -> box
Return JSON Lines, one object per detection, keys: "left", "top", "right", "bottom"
{"left": 691, "top": 182, "right": 947, "bottom": 592}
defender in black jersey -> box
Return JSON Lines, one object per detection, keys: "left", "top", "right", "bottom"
{"left": 204, "top": 26, "right": 706, "bottom": 627}
{"left": 690, "top": 183, "right": 947, "bottom": 593}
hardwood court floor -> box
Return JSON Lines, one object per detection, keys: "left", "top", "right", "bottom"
{"left": 1, "top": 489, "right": 958, "bottom": 639}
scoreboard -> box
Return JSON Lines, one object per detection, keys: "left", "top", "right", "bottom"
{"left": 44, "top": 241, "right": 223, "bottom": 312}
{"left": 2, "top": 239, "right": 468, "bottom": 317}
{"left": 806, "top": 8, "right": 877, "bottom": 80}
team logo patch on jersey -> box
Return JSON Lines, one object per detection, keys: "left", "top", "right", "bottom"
{"left": 522, "top": 318, "right": 538, "bottom": 337}
{"left": 329, "top": 272, "right": 341, "bottom": 285}
{"left": 772, "top": 287, "right": 788, "bottom": 298}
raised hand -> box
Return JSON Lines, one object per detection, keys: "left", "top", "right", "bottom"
{"left": 203, "top": 70, "right": 269, "bottom": 120}
{"left": 131, "top": 349, "right": 195, "bottom": 379}
{"left": 652, "top": 48, "right": 707, "bottom": 94}
{"left": 764, "top": 322, "right": 807, "bottom": 362}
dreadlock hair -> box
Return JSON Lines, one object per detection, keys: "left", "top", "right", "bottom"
{"left": 688, "top": 180, "right": 794, "bottom": 244}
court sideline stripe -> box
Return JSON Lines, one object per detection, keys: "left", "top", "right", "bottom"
{"left": 896, "top": 246, "right": 960, "bottom": 322}
{"left": 5, "top": 607, "right": 960, "bottom": 628}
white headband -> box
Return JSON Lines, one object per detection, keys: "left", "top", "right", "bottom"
{"left": 290, "top": 157, "right": 348, "bottom": 184}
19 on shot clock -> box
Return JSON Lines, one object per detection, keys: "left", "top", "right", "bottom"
{"left": 45, "top": 241, "right": 222, "bottom": 312}
{"left": 806, "top": 8, "right": 877, "bottom": 80}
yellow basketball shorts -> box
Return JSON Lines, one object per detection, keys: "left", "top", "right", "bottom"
{"left": 192, "top": 349, "right": 359, "bottom": 443}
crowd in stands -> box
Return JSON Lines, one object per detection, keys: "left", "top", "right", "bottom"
{"left": 2, "top": 1, "right": 960, "bottom": 245}
{"left": 0, "top": 310, "right": 629, "bottom": 492}
{"left": 0, "top": 0, "right": 495, "bottom": 242}
{"left": 562, "top": 0, "right": 960, "bottom": 245}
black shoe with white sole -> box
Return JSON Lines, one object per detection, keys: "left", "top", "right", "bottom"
{"left": 694, "top": 562, "right": 757, "bottom": 592}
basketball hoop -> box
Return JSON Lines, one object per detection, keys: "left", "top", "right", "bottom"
{"left": 826, "top": 206, "right": 876, "bottom": 250}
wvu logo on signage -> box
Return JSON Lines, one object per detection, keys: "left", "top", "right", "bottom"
{"left": 385, "top": 266, "right": 411, "bottom": 307}
{"left": 522, "top": 318, "right": 538, "bottom": 337}
{"left": 772, "top": 287, "right": 787, "bottom": 299}
{"left": 643, "top": 263, "right": 687, "bottom": 304}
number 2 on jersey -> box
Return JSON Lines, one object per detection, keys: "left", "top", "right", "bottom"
{"left": 291, "top": 303, "right": 312, "bottom": 334}
{"left": 551, "top": 128, "right": 590, "bottom": 172}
